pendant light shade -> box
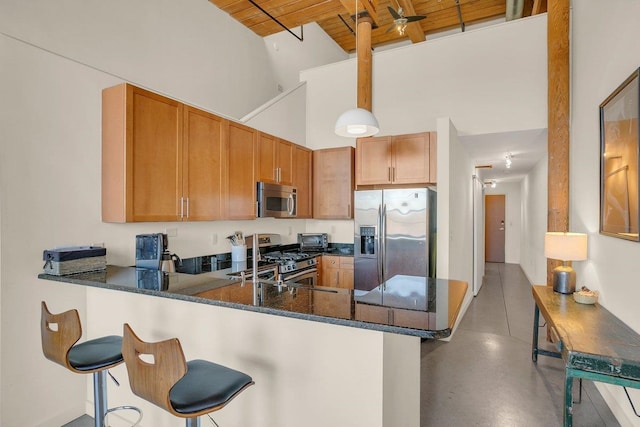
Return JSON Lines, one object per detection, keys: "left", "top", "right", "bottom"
{"left": 335, "top": 108, "right": 380, "bottom": 137}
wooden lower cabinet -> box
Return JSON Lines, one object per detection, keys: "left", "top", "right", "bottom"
{"left": 313, "top": 147, "right": 354, "bottom": 219}
{"left": 355, "top": 303, "right": 430, "bottom": 329}
{"left": 312, "top": 288, "right": 352, "bottom": 319}
{"left": 320, "top": 255, "right": 353, "bottom": 289}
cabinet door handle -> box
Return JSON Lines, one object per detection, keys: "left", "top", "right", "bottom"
{"left": 180, "top": 197, "right": 184, "bottom": 219}
{"left": 186, "top": 197, "right": 190, "bottom": 218}
{"left": 393, "top": 167, "right": 396, "bottom": 182}
{"left": 274, "top": 168, "right": 278, "bottom": 182}
{"left": 388, "top": 167, "right": 392, "bottom": 182}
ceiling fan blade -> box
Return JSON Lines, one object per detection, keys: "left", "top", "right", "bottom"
{"left": 387, "top": 5, "right": 402, "bottom": 20}
{"left": 405, "top": 15, "right": 426, "bottom": 22}
{"left": 385, "top": 23, "right": 397, "bottom": 33}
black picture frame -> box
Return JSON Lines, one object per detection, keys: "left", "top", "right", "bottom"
{"left": 600, "top": 68, "right": 640, "bottom": 241}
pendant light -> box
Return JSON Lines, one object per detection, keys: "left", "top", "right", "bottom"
{"left": 335, "top": 108, "right": 379, "bottom": 137}
{"left": 335, "top": 4, "right": 380, "bottom": 137}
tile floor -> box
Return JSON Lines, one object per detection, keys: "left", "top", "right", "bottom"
{"left": 420, "top": 262, "right": 620, "bottom": 426}
{"left": 65, "top": 263, "right": 621, "bottom": 427}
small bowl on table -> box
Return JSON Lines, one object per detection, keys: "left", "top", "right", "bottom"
{"left": 573, "top": 290, "right": 599, "bottom": 305}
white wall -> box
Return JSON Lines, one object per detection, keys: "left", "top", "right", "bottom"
{"left": 263, "top": 23, "right": 348, "bottom": 92}
{"left": 243, "top": 83, "right": 308, "bottom": 146}
{"left": 0, "top": 0, "right": 280, "bottom": 120}
{"left": 301, "top": 14, "right": 547, "bottom": 152}
{"left": 571, "top": 1, "right": 640, "bottom": 424}
{"left": 519, "top": 156, "right": 548, "bottom": 286}
{"left": 485, "top": 181, "right": 522, "bottom": 264}
{"left": 436, "top": 118, "right": 475, "bottom": 290}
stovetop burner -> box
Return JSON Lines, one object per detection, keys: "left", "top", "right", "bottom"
{"left": 262, "top": 251, "right": 313, "bottom": 262}
{"left": 261, "top": 251, "right": 317, "bottom": 274}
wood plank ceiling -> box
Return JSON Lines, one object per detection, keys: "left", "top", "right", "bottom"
{"left": 208, "top": 0, "right": 547, "bottom": 53}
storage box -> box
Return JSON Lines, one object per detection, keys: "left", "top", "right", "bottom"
{"left": 43, "top": 246, "right": 107, "bottom": 275}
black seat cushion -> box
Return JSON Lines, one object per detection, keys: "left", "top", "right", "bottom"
{"left": 170, "top": 359, "right": 253, "bottom": 415}
{"left": 68, "top": 335, "right": 123, "bottom": 371}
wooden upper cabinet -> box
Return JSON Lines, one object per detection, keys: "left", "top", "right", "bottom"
{"left": 313, "top": 146, "right": 354, "bottom": 219}
{"left": 226, "top": 121, "right": 257, "bottom": 219}
{"left": 356, "top": 132, "right": 435, "bottom": 187}
{"left": 183, "top": 106, "right": 226, "bottom": 220}
{"left": 392, "top": 132, "right": 431, "bottom": 184}
{"left": 356, "top": 136, "right": 393, "bottom": 185}
{"left": 293, "top": 145, "right": 313, "bottom": 218}
{"left": 102, "top": 83, "right": 183, "bottom": 222}
{"left": 102, "top": 83, "right": 230, "bottom": 222}
{"left": 256, "top": 132, "right": 293, "bottom": 185}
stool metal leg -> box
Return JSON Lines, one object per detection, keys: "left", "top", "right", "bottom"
{"left": 93, "top": 370, "right": 108, "bottom": 427}
{"left": 185, "top": 417, "right": 200, "bottom": 427}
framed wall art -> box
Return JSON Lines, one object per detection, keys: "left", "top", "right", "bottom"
{"left": 600, "top": 68, "right": 640, "bottom": 241}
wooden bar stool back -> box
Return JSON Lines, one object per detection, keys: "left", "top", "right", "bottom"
{"left": 122, "top": 323, "right": 254, "bottom": 427}
{"left": 40, "top": 301, "right": 131, "bottom": 427}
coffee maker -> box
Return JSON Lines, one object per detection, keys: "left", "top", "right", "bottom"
{"left": 135, "top": 233, "right": 166, "bottom": 270}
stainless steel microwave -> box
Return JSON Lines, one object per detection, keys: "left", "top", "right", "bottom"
{"left": 257, "top": 182, "right": 297, "bottom": 218}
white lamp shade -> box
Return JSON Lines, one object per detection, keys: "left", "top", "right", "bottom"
{"left": 544, "top": 232, "right": 588, "bottom": 261}
{"left": 335, "top": 108, "right": 380, "bottom": 137}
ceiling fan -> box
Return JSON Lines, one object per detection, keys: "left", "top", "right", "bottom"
{"left": 385, "top": 4, "right": 426, "bottom": 36}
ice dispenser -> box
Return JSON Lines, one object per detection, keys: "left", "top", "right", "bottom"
{"left": 360, "top": 226, "right": 376, "bottom": 255}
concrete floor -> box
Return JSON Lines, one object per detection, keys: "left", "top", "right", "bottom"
{"left": 65, "top": 263, "right": 620, "bottom": 427}
{"left": 420, "top": 262, "right": 620, "bottom": 426}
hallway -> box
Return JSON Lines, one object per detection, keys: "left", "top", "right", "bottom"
{"left": 420, "top": 263, "right": 620, "bottom": 426}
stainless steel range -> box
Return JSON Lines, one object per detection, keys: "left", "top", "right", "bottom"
{"left": 222, "top": 234, "right": 318, "bottom": 286}
{"left": 261, "top": 250, "right": 318, "bottom": 284}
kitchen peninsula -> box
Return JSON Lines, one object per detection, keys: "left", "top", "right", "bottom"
{"left": 39, "top": 266, "right": 466, "bottom": 426}
{"left": 39, "top": 266, "right": 467, "bottom": 339}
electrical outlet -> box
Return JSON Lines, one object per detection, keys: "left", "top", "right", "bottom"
{"left": 165, "top": 228, "right": 178, "bottom": 237}
{"left": 212, "top": 234, "right": 218, "bottom": 245}
{"left": 288, "top": 226, "right": 292, "bottom": 236}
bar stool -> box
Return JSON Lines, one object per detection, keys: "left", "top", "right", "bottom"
{"left": 40, "top": 301, "right": 141, "bottom": 427}
{"left": 121, "top": 323, "right": 254, "bottom": 427}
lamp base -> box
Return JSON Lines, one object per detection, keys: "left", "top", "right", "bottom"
{"left": 552, "top": 265, "right": 576, "bottom": 294}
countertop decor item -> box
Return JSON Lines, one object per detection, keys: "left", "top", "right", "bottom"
{"left": 573, "top": 286, "right": 599, "bottom": 305}
{"left": 544, "top": 232, "right": 588, "bottom": 294}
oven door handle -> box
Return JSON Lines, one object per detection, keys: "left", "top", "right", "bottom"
{"left": 283, "top": 267, "right": 318, "bottom": 282}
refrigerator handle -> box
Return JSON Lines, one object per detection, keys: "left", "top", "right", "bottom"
{"left": 377, "top": 204, "right": 383, "bottom": 285}
{"left": 381, "top": 203, "right": 387, "bottom": 287}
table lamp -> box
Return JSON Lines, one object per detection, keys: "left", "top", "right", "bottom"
{"left": 544, "top": 232, "right": 588, "bottom": 294}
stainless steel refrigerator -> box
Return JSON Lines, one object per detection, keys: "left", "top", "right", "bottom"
{"left": 354, "top": 188, "right": 436, "bottom": 292}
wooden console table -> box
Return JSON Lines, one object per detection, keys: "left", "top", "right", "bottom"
{"left": 531, "top": 285, "right": 640, "bottom": 426}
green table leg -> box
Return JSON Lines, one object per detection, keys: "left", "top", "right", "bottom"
{"left": 564, "top": 369, "right": 573, "bottom": 427}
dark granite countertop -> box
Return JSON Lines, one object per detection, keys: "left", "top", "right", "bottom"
{"left": 38, "top": 265, "right": 465, "bottom": 339}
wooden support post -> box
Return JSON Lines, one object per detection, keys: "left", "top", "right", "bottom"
{"left": 547, "top": 0, "right": 570, "bottom": 285}
{"left": 357, "top": 16, "right": 373, "bottom": 111}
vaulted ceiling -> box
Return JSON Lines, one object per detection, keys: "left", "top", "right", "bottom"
{"left": 208, "top": 0, "right": 547, "bottom": 53}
